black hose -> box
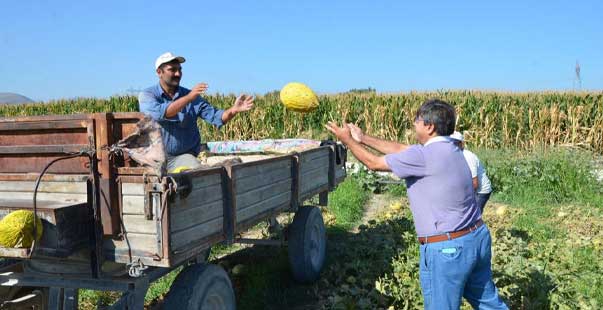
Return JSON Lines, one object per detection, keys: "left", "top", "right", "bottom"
{"left": 30, "top": 152, "right": 87, "bottom": 255}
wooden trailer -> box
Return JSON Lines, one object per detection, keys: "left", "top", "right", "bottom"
{"left": 0, "top": 112, "right": 347, "bottom": 309}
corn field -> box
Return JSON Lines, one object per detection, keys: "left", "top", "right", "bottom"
{"left": 1, "top": 91, "right": 602, "bottom": 153}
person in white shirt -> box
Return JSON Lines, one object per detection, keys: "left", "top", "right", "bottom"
{"left": 450, "top": 131, "right": 493, "bottom": 211}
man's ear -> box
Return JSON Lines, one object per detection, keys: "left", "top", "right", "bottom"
{"left": 156, "top": 67, "right": 162, "bottom": 77}
{"left": 426, "top": 123, "right": 436, "bottom": 135}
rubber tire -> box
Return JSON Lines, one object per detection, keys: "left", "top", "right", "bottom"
{"left": 287, "top": 206, "right": 326, "bottom": 283}
{"left": 163, "top": 264, "right": 235, "bottom": 310}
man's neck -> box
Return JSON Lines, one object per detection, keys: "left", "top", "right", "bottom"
{"left": 423, "top": 135, "right": 449, "bottom": 146}
{"left": 159, "top": 81, "right": 178, "bottom": 98}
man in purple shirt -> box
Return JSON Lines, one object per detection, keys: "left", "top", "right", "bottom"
{"left": 139, "top": 52, "right": 254, "bottom": 171}
{"left": 326, "top": 99, "right": 507, "bottom": 309}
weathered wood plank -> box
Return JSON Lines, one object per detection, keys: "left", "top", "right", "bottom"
{"left": 300, "top": 167, "right": 329, "bottom": 194}
{"left": 122, "top": 195, "right": 145, "bottom": 215}
{"left": 233, "top": 158, "right": 291, "bottom": 179}
{"left": 170, "top": 199, "right": 223, "bottom": 233}
{"left": 236, "top": 191, "right": 291, "bottom": 224}
{"left": 104, "top": 233, "right": 157, "bottom": 258}
{"left": 0, "top": 181, "right": 87, "bottom": 193}
{"left": 299, "top": 156, "right": 329, "bottom": 174}
{"left": 235, "top": 178, "right": 291, "bottom": 210}
{"left": 191, "top": 173, "right": 222, "bottom": 189}
{"left": 0, "top": 145, "right": 90, "bottom": 154}
{"left": 300, "top": 148, "right": 329, "bottom": 163}
{"left": 121, "top": 183, "right": 145, "bottom": 196}
{"left": 0, "top": 132, "right": 90, "bottom": 147}
{"left": 0, "top": 119, "right": 90, "bottom": 131}
{"left": 0, "top": 192, "right": 87, "bottom": 203}
{"left": 122, "top": 214, "right": 156, "bottom": 234}
{"left": 0, "top": 247, "right": 30, "bottom": 258}
{"left": 170, "top": 183, "right": 223, "bottom": 209}
{"left": 0, "top": 156, "right": 90, "bottom": 174}
{"left": 169, "top": 184, "right": 224, "bottom": 212}
{"left": 234, "top": 167, "right": 292, "bottom": 193}
{"left": 0, "top": 174, "right": 89, "bottom": 182}
{"left": 171, "top": 217, "right": 223, "bottom": 250}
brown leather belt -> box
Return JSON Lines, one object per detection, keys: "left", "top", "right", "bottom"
{"left": 418, "top": 219, "right": 484, "bottom": 245}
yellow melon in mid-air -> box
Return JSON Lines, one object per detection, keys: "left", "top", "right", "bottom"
{"left": 0, "top": 210, "right": 43, "bottom": 248}
{"left": 279, "top": 82, "right": 319, "bottom": 112}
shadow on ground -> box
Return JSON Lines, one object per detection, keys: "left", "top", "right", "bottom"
{"left": 213, "top": 216, "right": 415, "bottom": 310}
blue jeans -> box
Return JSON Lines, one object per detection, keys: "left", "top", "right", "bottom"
{"left": 419, "top": 224, "right": 508, "bottom": 310}
{"left": 476, "top": 193, "right": 491, "bottom": 212}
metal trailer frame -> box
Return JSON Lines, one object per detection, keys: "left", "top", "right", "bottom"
{"left": 1, "top": 261, "right": 175, "bottom": 309}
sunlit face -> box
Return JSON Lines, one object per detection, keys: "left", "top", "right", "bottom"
{"left": 157, "top": 61, "right": 182, "bottom": 87}
{"left": 413, "top": 116, "right": 434, "bottom": 145}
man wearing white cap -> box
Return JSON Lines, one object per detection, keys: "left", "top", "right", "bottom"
{"left": 139, "top": 52, "right": 254, "bottom": 171}
{"left": 450, "top": 131, "right": 493, "bottom": 212}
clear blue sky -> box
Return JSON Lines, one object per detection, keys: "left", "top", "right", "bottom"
{"left": 1, "top": 0, "right": 601, "bottom": 101}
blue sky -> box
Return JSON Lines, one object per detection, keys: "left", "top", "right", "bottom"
{"left": 1, "top": 0, "right": 601, "bottom": 101}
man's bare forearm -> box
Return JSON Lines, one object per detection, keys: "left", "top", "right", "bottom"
{"left": 345, "top": 139, "right": 390, "bottom": 171}
{"left": 361, "top": 134, "right": 408, "bottom": 155}
{"left": 221, "top": 107, "right": 238, "bottom": 124}
{"left": 165, "top": 95, "right": 193, "bottom": 118}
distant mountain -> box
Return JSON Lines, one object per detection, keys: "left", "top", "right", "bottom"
{"left": 0, "top": 92, "right": 35, "bottom": 104}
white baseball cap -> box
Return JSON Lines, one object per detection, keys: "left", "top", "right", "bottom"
{"left": 449, "top": 131, "right": 464, "bottom": 142}
{"left": 155, "top": 52, "right": 185, "bottom": 70}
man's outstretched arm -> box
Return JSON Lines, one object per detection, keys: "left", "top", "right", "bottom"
{"left": 221, "top": 94, "right": 255, "bottom": 124}
{"left": 326, "top": 122, "right": 390, "bottom": 171}
{"left": 348, "top": 123, "right": 408, "bottom": 155}
{"left": 165, "top": 83, "right": 208, "bottom": 118}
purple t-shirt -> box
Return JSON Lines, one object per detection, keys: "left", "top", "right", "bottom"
{"left": 385, "top": 137, "right": 481, "bottom": 237}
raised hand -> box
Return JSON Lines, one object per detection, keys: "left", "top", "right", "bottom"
{"left": 347, "top": 123, "right": 364, "bottom": 143}
{"left": 233, "top": 94, "right": 255, "bottom": 113}
{"left": 188, "top": 83, "right": 209, "bottom": 99}
{"left": 325, "top": 121, "right": 353, "bottom": 144}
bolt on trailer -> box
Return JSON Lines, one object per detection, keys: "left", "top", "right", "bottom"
{"left": 0, "top": 112, "right": 347, "bottom": 309}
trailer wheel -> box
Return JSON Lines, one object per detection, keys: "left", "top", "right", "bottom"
{"left": 163, "top": 264, "right": 235, "bottom": 310}
{"left": 288, "top": 206, "right": 326, "bottom": 283}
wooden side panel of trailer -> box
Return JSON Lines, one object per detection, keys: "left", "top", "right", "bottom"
{"left": 103, "top": 181, "right": 162, "bottom": 266}
{"left": 168, "top": 169, "right": 226, "bottom": 265}
{"left": 0, "top": 112, "right": 148, "bottom": 236}
{"left": 0, "top": 174, "right": 89, "bottom": 205}
{"left": 229, "top": 156, "right": 293, "bottom": 234}
{"left": 297, "top": 147, "right": 330, "bottom": 202}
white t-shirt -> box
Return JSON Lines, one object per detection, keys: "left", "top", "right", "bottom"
{"left": 462, "top": 149, "right": 492, "bottom": 194}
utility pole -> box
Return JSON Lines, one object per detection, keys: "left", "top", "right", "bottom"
{"left": 574, "top": 60, "right": 582, "bottom": 91}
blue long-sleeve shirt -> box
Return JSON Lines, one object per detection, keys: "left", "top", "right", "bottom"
{"left": 138, "top": 84, "right": 224, "bottom": 156}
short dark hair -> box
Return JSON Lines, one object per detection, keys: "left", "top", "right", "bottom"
{"left": 415, "top": 99, "right": 456, "bottom": 136}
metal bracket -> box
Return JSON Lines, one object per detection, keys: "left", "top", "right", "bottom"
{"left": 0, "top": 289, "right": 45, "bottom": 310}
{"left": 143, "top": 176, "right": 164, "bottom": 220}
{"left": 127, "top": 259, "right": 149, "bottom": 278}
